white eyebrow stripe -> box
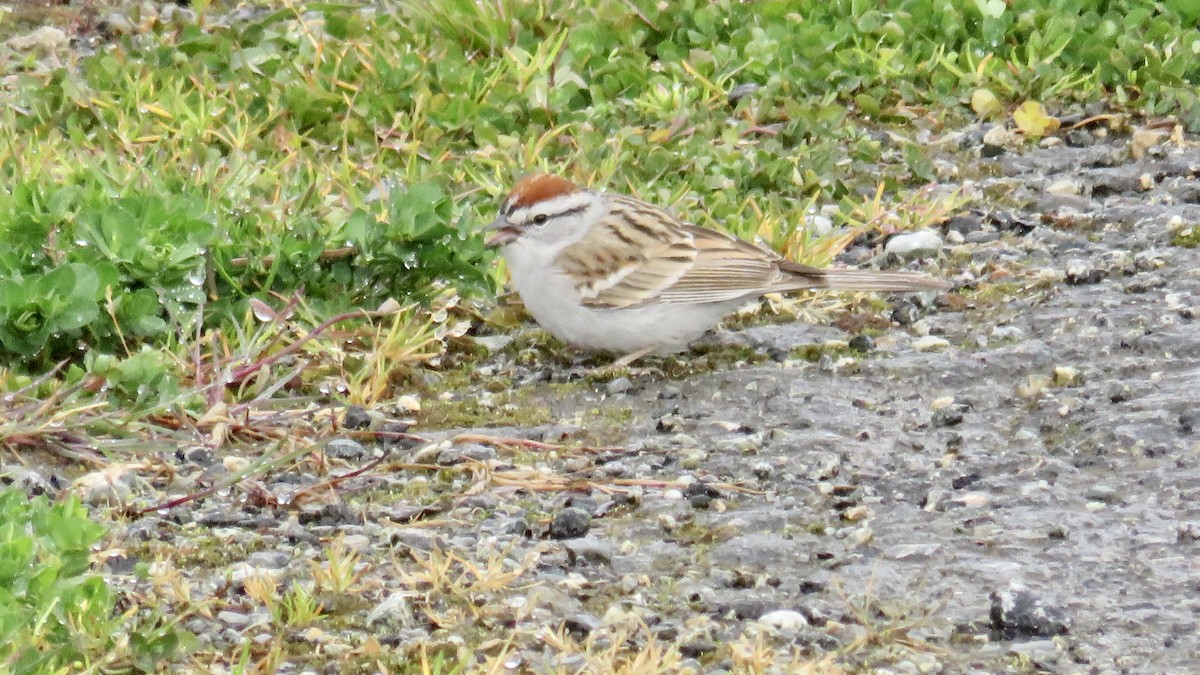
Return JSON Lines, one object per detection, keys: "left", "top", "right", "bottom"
{"left": 518, "top": 192, "right": 594, "bottom": 223}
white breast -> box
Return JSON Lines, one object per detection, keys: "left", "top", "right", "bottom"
{"left": 502, "top": 238, "right": 734, "bottom": 354}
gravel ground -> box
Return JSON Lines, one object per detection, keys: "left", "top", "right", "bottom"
{"left": 7, "top": 127, "right": 1200, "bottom": 672}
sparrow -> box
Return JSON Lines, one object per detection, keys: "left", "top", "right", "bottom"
{"left": 486, "top": 174, "right": 949, "bottom": 366}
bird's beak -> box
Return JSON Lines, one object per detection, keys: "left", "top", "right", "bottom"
{"left": 485, "top": 215, "right": 519, "bottom": 248}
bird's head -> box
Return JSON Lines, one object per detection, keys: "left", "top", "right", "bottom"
{"left": 485, "top": 174, "right": 595, "bottom": 248}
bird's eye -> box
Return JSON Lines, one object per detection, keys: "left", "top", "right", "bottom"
{"left": 532, "top": 214, "right": 549, "bottom": 226}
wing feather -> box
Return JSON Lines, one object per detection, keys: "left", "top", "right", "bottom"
{"left": 556, "top": 196, "right": 696, "bottom": 308}
{"left": 655, "top": 225, "right": 787, "bottom": 303}
{"left": 556, "top": 196, "right": 793, "bottom": 308}
{"left": 553, "top": 193, "right": 947, "bottom": 308}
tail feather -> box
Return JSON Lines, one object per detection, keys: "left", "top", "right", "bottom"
{"left": 778, "top": 261, "right": 951, "bottom": 292}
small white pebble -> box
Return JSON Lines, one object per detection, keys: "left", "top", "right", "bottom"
{"left": 931, "top": 396, "right": 956, "bottom": 410}
{"left": 959, "top": 492, "right": 990, "bottom": 508}
{"left": 913, "top": 336, "right": 951, "bottom": 352}
{"left": 1046, "top": 178, "right": 1081, "bottom": 195}
{"left": 885, "top": 230, "right": 943, "bottom": 257}
{"left": 847, "top": 526, "right": 874, "bottom": 547}
{"left": 758, "top": 609, "right": 809, "bottom": 631}
{"left": 223, "top": 456, "right": 250, "bottom": 472}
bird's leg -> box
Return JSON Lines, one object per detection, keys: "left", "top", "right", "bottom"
{"left": 608, "top": 344, "right": 660, "bottom": 370}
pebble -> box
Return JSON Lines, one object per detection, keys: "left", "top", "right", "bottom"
{"left": 1085, "top": 484, "right": 1119, "bottom": 503}
{"left": 340, "top": 534, "right": 371, "bottom": 552}
{"left": 606, "top": 377, "right": 633, "bottom": 395}
{"left": 563, "top": 612, "right": 602, "bottom": 638}
{"left": 395, "top": 394, "right": 421, "bottom": 412}
{"left": 913, "top": 336, "right": 950, "bottom": 352}
{"left": 325, "top": 438, "right": 368, "bottom": 460}
{"left": 846, "top": 526, "right": 874, "bottom": 547}
{"left": 891, "top": 300, "right": 920, "bottom": 325}
{"left": 842, "top": 505, "right": 871, "bottom": 522}
{"left": 228, "top": 563, "right": 281, "bottom": 584}
{"left": 932, "top": 407, "right": 964, "bottom": 427}
{"left": 751, "top": 461, "right": 773, "bottom": 480}
{"left": 1065, "top": 259, "right": 1103, "bottom": 284}
{"left": 548, "top": 507, "right": 591, "bottom": 540}
{"left": 6, "top": 26, "right": 69, "bottom": 52}
{"left": 923, "top": 489, "right": 949, "bottom": 512}
{"left": 757, "top": 609, "right": 809, "bottom": 632}
{"left": 471, "top": 334, "right": 513, "bottom": 353}
{"left": 990, "top": 582, "right": 1071, "bottom": 639}
{"left": 387, "top": 528, "right": 440, "bottom": 550}
{"left": 727, "top": 83, "right": 759, "bottom": 105}
{"left": 957, "top": 492, "right": 990, "bottom": 508}
{"left": 1052, "top": 366, "right": 1080, "bottom": 386}
{"left": 806, "top": 213, "right": 834, "bottom": 236}
{"left": 298, "top": 503, "right": 362, "bottom": 527}
{"left": 990, "top": 325, "right": 1024, "bottom": 341}
{"left": 246, "top": 551, "right": 290, "bottom": 569}
{"left": 73, "top": 466, "right": 135, "bottom": 506}
{"left": 1008, "top": 639, "right": 1062, "bottom": 665}
{"left": 848, "top": 334, "right": 875, "bottom": 352}
{"left": 563, "top": 537, "right": 614, "bottom": 566}
{"left": 217, "top": 610, "right": 251, "bottom": 628}
{"left": 982, "top": 125, "right": 1018, "bottom": 153}
{"left": 886, "top": 543, "right": 941, "bottom": 560}
{"left": 366, "top": 593, "right": 414, "bottom": 627}
{"left": 1, "top": 468, "right": 57, "bottom": 498}
{"left": 436, "top": 443, "right": 495, "bottom": 465}
{"left": 885, "top": 230, "right": 944, "bottom": 257}
{"left": 341, "top": 406, "right": 374, "bottom": 430}
{"left": 1045, "top": 178, "right": 1082, "bottom": 196}
{"left": 965, "top": 230, "right": 1000, "bottom": 244}
{"left": 1123, "top": 275, "right": 1166, "bottom": 293}
{"left": 1181, "top": 411, "right": 1200, "bottom": 434}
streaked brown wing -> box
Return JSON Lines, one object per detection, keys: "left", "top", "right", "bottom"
{"left": 556, "top": 195, "right": 699, "bottom": 309}
{"left": 654, "top": 225, "right": 792, "bottom": 303}
{"left": 558, "top": 193, "right": 800, "bottom": 308}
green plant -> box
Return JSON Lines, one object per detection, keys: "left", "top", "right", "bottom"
{"left": 0, "top": 490, "right": 193, "bottom": 673}
{"left": 0, "top": 263, "right": 102, "bottom": 358}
